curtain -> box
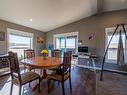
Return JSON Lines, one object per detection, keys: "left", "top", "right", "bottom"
{"left": 117, "top": 31, "right": 125, "bottom": 65}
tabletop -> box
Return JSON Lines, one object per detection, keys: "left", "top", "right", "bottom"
{"left": 21, "top": 56, "right": 62, "bottom": 69}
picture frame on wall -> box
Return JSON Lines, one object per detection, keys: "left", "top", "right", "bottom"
{"left": 0, "top": 31, "right": 5, "bottom": 41}
{"left": 37, "top": 36, "right": 44, "bottom": 43}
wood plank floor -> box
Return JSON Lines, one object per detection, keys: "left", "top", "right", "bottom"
{"left": 0, "top": 67, "right": 96, "bottom": 95}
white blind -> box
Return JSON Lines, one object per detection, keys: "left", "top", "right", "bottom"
{"left": 7, "top": 28, "right": 33, "bottom": 38}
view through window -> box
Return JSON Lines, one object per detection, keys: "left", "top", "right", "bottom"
{"left": 107, "top": 34, "right": 125, "bottom": 62}
{"left": 105, "top": 27, "right": 127, "bottom": 63}
{"left": 7, "top": 29, "right": 33, "bottom": 60}
{"left": 54, "top": 32, "right": 78, "bottom": 56}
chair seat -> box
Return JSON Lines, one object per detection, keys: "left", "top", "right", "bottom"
{"left": 49, "top": 66, "right": 60, "bottom": 71}
{"left": 47, "top": 72, "right": 70, "bottom": 81}
{"left": 25, "top": 65, "right": 35, "bottom": 70}
{"left": 21, "top": 71, "right": 40, "bottom": 84}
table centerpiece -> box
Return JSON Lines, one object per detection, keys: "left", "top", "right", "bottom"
{"left": 41, "top": 49, "right": 48, "bottom": 60}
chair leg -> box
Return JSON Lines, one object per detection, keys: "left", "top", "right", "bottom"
{"left": 24, "top": 65, "right": 26, "bottom": 72}
{"left": 58, "top": 81, "right": 60, "bottom": 85}
{"left": 61, "top": 82, "right": 65, "bottom": 95}
{"left": 69, "top": 76, "right": 72, "bottom": 93}
{"left": 19, "top": 85, "right": 22, "bottom": 95}
{"left": 48, "top": 79, "right": 51, "bottom": 93}
{"left": 29, "top": 82, "right": 31, "bottom": 87}
{"left": 40, "top": 69, "right": 42, "bottom": 76}
{"left": 10, "top": 81, "right": 13, "bottom": 95}
{"left": 38, "top": 77, "right": 41, "bottom": 92}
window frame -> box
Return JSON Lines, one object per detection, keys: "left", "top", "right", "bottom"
{"left": 7, "top": 28, "right": 34, "bottom": 56}
{"left": 105, "top": 26, "right": 127, "bottom": 63}
{"left": 53, "top": 32, "right": 78, "bottom": 53}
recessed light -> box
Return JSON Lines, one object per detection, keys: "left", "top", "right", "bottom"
{"left": 29, "top": 19, "right": 33, "bottom": 22}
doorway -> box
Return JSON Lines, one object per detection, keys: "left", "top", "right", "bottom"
{"left": 54, "top": 32, "right": 78, "bottom": 56}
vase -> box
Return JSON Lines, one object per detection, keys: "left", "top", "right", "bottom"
{"left": 43, "top": 56, "right": 47, "bottom": 60}
{"left": 42, "top": 53, "right": 47, "bottom": 60}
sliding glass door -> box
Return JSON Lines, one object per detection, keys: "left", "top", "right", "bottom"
{"left": 66, "top": 36, "right": 77, "bottom": 52}
{"left": 55, "top": 37, "right": 66, "bottom": 54}
{"left": 54, "top": 32, "right": 78, "bottom": 56}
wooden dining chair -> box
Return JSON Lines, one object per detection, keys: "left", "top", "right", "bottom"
{"left": 24, "top": 49, "right": 35, "bottom": 58}
{"left": 24, "top": 49, "right": 35, "bottom": 72}
{"left": 8, "top": 51, "right": 41, "bottom": 95}
{"left": 47, "top": 51, "right": 72, "bottom": 95}
{"left": 51, "top": 49, "right": 61, "bottom": 58}
{"left": 0, "top": 55, "right": 10, "bottom": 77}
{"left": 49, "top": 49, "right": 61, "bottom": 71}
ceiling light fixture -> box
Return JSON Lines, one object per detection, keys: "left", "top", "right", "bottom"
{"left": 29, "top": 19, "right": 33, "bottom": 22}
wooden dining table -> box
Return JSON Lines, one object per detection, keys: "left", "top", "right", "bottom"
{"left": 21, "top": 56, "right": 62, "bottom": 78}
{"left": 21, "top": 56, "right": 63, "bottom": 91}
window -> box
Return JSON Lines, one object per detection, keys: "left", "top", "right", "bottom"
{"left": 66, "top": 36, "right": 76, "bottom": 49}
{"left": 7, "top": 28, "right": 33, "bottom": 60}
{"left": 105, "top": 27, "right": 127, "bottom": 63}
{"left": 107, "top": 34, "right": 125, "bottom": 61}
{"left": 54, "top": 32, "right": 78, "bottom": 55}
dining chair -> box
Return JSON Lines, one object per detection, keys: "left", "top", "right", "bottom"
{"left": 51, "top": 49, "right": 61, "bottom": 58}
{"left": 47, "top": 51, "right": 72, "bottom": 95}
{"left": 8, "top": 51, "right": 41, "bottom": 95}
{"left": 24, "top": 49, "right": 35, "bottom": 72}
{"left": 24, "top": 49, "right": 35, "bottom": 58}
{"left": 49, "top": 49, "right": 61, "bottom": 71}
{"left": 0, "top": 55, "right": 10, "bottom": 77}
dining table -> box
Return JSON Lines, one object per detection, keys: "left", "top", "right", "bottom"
{"left": 21, "top": 56, "right": 63, "bottom": 91}
{"left": 21, "top": 56, "right": 62, "bottom": 78}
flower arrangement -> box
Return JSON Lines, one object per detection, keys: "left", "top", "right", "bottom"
{"left": 41, "top": 49, "right": 48, "bottom": 54}
{"left": 41, "top": 49, "right": 48, "bottom": 59}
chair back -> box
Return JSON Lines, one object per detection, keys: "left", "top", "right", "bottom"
{"left": 51, "top": 49, "right": 61, "bottom": 58}
{"left": 0, "top": 55, "right": 9, "bottom": 69}
{"left": 8, "top": 51, "right": 21, "bottom": 81}
{"left": 24, "top": 49, "right": 35, "bottom": 59}
{"left": 63, "top": 51, "right": 72, "bottom": 73}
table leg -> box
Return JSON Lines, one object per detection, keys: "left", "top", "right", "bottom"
{"left": 42, "top": 69, "right": 47, "bottom": 79}
{"left": 32, "top": 84, "right": 39, "bottom": 91}
{"left": 32, "top": 69, "right": 47, "bottom": 91}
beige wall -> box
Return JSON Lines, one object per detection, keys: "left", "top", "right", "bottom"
{"left": 46, "top": 10, "right": 127, "bottom": 59}
{"left": 0, "top": 19, "right": 46, "bottom": 55}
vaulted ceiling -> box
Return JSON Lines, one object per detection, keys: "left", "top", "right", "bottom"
{"left": 0, "top": 0, "right": 127, "bottom": 32}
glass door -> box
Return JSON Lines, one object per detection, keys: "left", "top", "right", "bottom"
{"left": 54, "top": 32, "right": 78, "bottom": 56}
{"left": 66, "top": 36, "right": 77, "bottom": 52}
{"left": 55, "top": 37, "right": 66, "bottom": 57}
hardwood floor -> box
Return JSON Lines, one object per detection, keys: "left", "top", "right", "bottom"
{"left": 77, "top": 58, "right": 127, "bottom": 74}
{"left": 0, "top": 67, "right": 96, "bottom": 95}
{"left": 96, "top": 71, "right": 127, "bottom": 95}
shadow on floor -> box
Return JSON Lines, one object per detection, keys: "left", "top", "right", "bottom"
{"left": 0, "top": 67, "right": 96, "bottom": 95}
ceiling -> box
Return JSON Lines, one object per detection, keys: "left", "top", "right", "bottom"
{"left": 0, "top": 0, "right": 127, "bottom": 32}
